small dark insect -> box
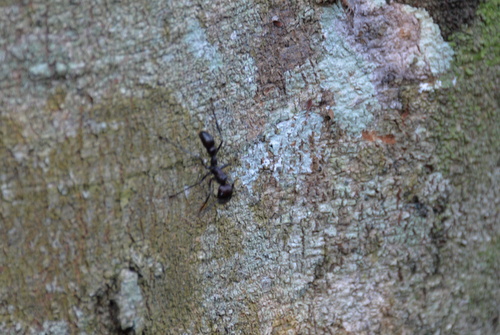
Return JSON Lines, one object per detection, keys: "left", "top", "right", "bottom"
{"left": 198, "top": 130, "right": 234, "bottom": 203}
{"left": 159, "top": 109, "right": 233, "bottom": 212}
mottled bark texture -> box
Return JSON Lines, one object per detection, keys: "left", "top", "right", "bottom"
{"left": 0, "top": 0, "right": 498, "bottom": 334}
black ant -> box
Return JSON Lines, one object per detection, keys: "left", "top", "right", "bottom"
{"left": 159, "top": 109, "right": 233, "bottom": 212}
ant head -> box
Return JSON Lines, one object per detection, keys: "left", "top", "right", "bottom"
{"left": 198, "top": 131, "right": 215, "bottom": 150}
{"left": 217, "top": 183, "right": 233, "bottom": 203}
{"left": 198, "top": 131, "right": 217, "bottom": 158}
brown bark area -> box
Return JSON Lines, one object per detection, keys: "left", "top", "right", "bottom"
{"left": 0, "top": 0, "right": 498, "bottom": 334}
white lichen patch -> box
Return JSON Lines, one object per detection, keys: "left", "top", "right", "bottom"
{"left": 224, "top": 53, "right": 258, "bottom": 103}
{"left": 28, "top": 63, "right": 52, "bottom": 78}
{"left": 238, "top": 109, "right": 323, "bottom": 190}
{"left": 401, "top": 5, "right": 454, "bottom": 76}
{"left": 324, "top": 1, "right": 455, "bottom": 113}
{"left": 353, "top": 0, "right": 387, "bottom": 11}
{"left": 183, "top": 19, "right": 223, "bottom": 71}
{"left": 1, "top": 182, "right": 15, "bottom": 202}
{"left": 318, "top": 6, "right": 379, "bottom": 136}
{"left": 421, "top": 172, "right": 452, "bottom": 204}
{"left": 29, "top": 320, "right": 69, "bottom": 335}
{"left": 419, "top": 80, "right": 442, "bottom": 93}
{"left": 115, "top": 269, "right": 145, "bottom": 333}
{"left": 369, "top": 0, "right": 387, "bottom": 9}
{"left": 312, "top": 274, "right": 388, "bottom": 332}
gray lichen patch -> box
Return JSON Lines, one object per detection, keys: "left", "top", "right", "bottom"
{"left": 182, "top": 18, "right": 223, "bottom": 71}
{"left": 318, "top": 5, "right": 378, "bottom": 135}
{"left": 114, "top": 269, "right": 145, "bottom": 333}
{"left": 348, "top": 1, "right": 454, "bottom": 80}
{"left": 401, "top": 5, "right": 454, "bottom": 76}
{"left": 320, "top": 1, "right": 454, "bottom": 117}
{"left": 35, "top": 320, "right": 69, "bottom": 335}
{"left": 238, "top": 108, "right": 324, "bottom": 191}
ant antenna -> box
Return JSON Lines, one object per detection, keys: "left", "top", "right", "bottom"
{"left": 208, "top": 98, "right": 225, "bottom": 155}
{"left": 158, "top": 136, "right": 208, "bottom": 169}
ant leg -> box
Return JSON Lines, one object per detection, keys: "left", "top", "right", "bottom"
{"left": 158, "top": 136, "right": 208, "bottom": 169}
{"left": 199, "top": 178, "right": 214, "bottom": 213}
{"left": 219, "top": 163, "right": 231, "bottom": 170}
{"left": 169, "top": 171, "right": 211, "bottom": 198}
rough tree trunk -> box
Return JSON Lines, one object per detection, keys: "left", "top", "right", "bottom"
{"left": 0, "top": 0, "right": 498, "bottom": 334}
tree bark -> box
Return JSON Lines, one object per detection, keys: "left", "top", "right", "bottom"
{"left": 0, "top": 0, "right": 498, "bottom": 334}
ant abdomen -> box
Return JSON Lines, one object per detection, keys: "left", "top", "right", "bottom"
{"left": 217, "top": 184, "right": 233, "bottom": 203}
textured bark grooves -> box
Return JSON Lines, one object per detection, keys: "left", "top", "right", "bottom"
{"left": 0, "top": 0, "right": 498, "bottom": 334}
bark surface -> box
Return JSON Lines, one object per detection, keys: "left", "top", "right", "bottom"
{"left": 0, "top": 0, "right": 498, "bottom": 334}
